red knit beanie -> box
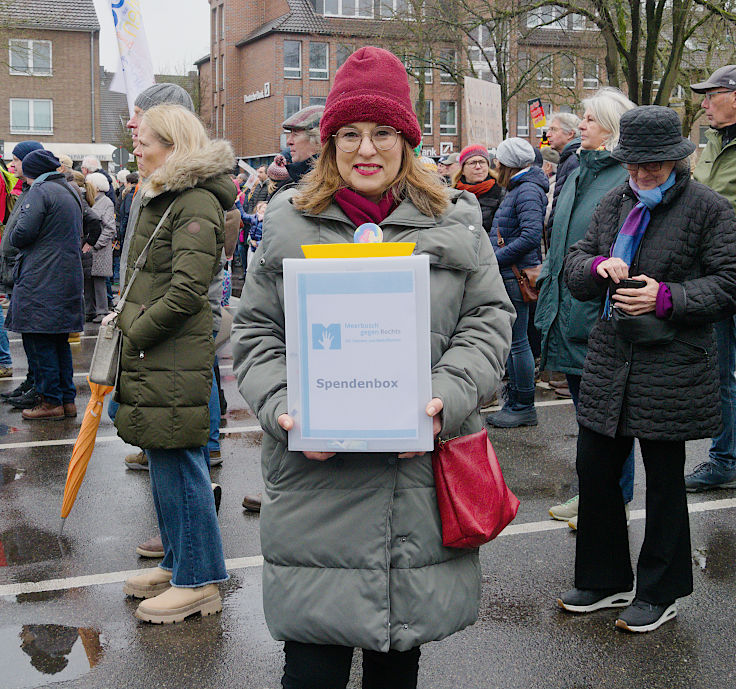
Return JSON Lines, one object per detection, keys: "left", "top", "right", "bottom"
{"left": 459, "top": 145, "right": 491, "bottom": 167}
{"left": 320, "top": 46, "right": 422, "bottom": 148}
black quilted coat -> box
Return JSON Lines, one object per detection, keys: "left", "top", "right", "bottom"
{"left": 564, "top": 167, "right": 736, "bottom": 441}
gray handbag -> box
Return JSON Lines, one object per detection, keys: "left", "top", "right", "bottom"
{"left": 89, "top": 202, "right": 175, "bottom": 386}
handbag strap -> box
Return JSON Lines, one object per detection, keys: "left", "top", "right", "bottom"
{"left": 496, "top": 225, "right": 505, "bottom": 247}
{"left": 115, "top": 201, "right": 175, "bottom": 314}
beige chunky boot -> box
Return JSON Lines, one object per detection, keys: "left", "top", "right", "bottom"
{"left": 123, "top": 568, "right": 172, "bottom": 599}
{"left": 134, "top": 584, "right": 222, "bottom": 624}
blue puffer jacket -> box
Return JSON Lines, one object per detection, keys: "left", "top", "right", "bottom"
{"left": 490, "top": 165, "right": 549, "bottom": 279}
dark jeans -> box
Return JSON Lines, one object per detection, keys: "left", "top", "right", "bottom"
{"left": 575, "top": 425, "right": 693, "bottom": 604}
{"left": 282, "top": 642, "right": 421, "bottom": 689}
{"left": 22, "top": 333, "right": 75, "bottom": 405}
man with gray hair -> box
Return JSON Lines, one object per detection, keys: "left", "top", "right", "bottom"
{"left": 281, "top": 104, "right": 324, "bottom": 186}
{"left": 546, "top": 112, "right": 581, "bottom": 229}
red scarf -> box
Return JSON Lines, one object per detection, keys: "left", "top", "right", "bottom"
{"left": 455, "top": 177, "right": 497, "bottom": 198}
{"left": 334, "top": 187, "right": 398, "bottom": 228}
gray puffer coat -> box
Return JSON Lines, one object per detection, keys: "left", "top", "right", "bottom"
{"left": 232, "top": 187, "right": 514, "bottom": 652}
{"left": 90, "top": 193, "right": 115, "bottom": 278}
{"left": 564, "top": 167, "right": 736, "bottom": 440}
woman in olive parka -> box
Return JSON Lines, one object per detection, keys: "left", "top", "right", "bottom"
{"left": 114, "top": 105, "right": 235, "bottom": 625}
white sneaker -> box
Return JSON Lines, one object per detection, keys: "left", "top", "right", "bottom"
{"left": 568, "top": 504, "right": 631, "bottom": 531}
{"left": 549, "top": 495, "right": 578, "bottom": 521}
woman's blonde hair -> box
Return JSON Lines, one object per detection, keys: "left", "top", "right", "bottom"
{"left": 72, "top": 169, "right": 96, "bottom": 207}
{"left": 140, "top": 104, "right": 210, "bottom": 194}
{"left": 581, "top": 86, "right": 636, "bottom": 151}
{"left": 294, "top": 138, "right": 449, "bottom": 218}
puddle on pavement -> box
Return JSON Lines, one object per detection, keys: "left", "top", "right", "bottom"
{"left": 0, "top": 423, "right": 21, "bottom": 437}
{"left": 0, "top": 526, "right": 70, "bottom": 566}
{"left": 1, "top": 466, "right": 25, "bottom": 486}
{"left": 693, "top": 528, "right": 736, "bottom": 580}
{"left": 223, "top": 407, "right": 256, "bottom": 422}
{"left": 1, "top": 625, "right": 103, "bottom": 689}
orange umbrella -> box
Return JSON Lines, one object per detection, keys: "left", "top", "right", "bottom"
{"left": 59, "top": 378, "right": 114, "bottom": 534}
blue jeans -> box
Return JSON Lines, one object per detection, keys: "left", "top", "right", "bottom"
{"left": 709, "top": 316, "right": 736, "bottom": 471}
{"left": 22, "top": 333, "right": 75, "bottom": 405}
{"left": 147, "top": 446, "right": 228, "bottom": 587}
{"left": 206, "top": 364, "right": 220, "bottom": 457}
{"left": 112, "top": 253, "right": 120, "bottom": 284}
{"left": 0, "top": 306, "right": 12, "bottom": 367}
{"left": 503, "top": 277, "right": 536, "bottom": 407}
{"left": 567, "top": 373, "right": 635, "bottom": 504}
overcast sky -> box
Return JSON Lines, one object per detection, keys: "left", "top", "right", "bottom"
{"left": 92, "top": 0, "right": 211, "bottom": 75}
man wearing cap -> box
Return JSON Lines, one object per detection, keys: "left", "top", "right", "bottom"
{"left": 686, "top": 66, "right": 736, "bottom": 491}
{"left": 240, "top": 105, "right": 325, "bottom": 514}
{"left": 0, "top": 142, "right": 45, "bottom": 397}
{"left": 444, "top": 152, "right": 461, "bottom": 182}
{"left": 5, "top": 149, "right": 84, "bottom": 420}
{"left": 281, "top": 104, "right": 324, "bottom": 186}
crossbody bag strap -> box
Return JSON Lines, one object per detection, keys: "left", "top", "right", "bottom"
{"left": 115, "top": 201, "right": 175, "bottom": 315}
{"left": 496, "top": 225, "right": 505, "bottom": 247}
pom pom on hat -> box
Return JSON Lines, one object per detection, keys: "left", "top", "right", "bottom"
{"left": 320, "top": 46, "right": 422, "bottom": 148}
{"left": 267, "top": 159, "right": 291, "bottom": 181}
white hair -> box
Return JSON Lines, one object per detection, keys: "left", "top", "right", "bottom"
{"left": 82, "top": 155, "right": 101, "bottom": 171}
{"left": 117, "top": 169, "right": 129, "bottom": 185}
{"left": 581, "top": 87, "right": 636, "bottom": 151}
{"left": 551, "top": 112, "right": 581, "bottom": 138}
{"left": 86, "top": 171, "right": 110, "bottom": 193}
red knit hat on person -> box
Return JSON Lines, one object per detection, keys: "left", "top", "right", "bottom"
{"left": 320, "top": 46, "right": 422, "bottom": 148}
{"left": 459, "top": 145, "right": 491, "bottom": 167}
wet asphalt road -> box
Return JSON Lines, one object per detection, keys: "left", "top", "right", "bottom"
{"left": 1, "top": 323, "right": 735, "bottom": 689}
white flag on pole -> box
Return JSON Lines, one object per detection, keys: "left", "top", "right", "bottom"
{"left": 108, "top": 0, "right": 156, "bottom": 115}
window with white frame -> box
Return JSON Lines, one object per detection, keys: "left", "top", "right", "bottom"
{"left": 324, "top": 0, "right": 374, "bottom": 18}
{"left": 221, "top": 5, "right": 226, "bottom": 39}
{"left": 405, "top": 54, "right": 432, "bottom": 84}
{"left": 336, "top": 44, "right": 352, "bottom": 68}
{"left": 380, "top": 0, "right": 409, "bottom": 17}
{"left": 284, "top": 41, "right": 302, "bottom": 79}
{"left": 440, "top": 101, "right": 457, "bottom": 135}
{"left": 10, "top": 98, "right": 53, "bottom": 134}
{"left": 284, "top": 95, "right": 302, "bottom": 120}
{"left": 583, "top": 58, "right": 599, "bottom": 89}
{"left": 526, "top": 7, "right": 565, "bottom": 30}
{"left": 517, "top": 104, "right": 529, "bottom": 137}
{"left": 572, "top": 13, "right": 587, "bottom": 30}
{"left": 468, "top": 26, "right": 497, "bottom": 82}
{"left": 417, "top": 100, "right": 433, "bottom": 136}
{"left": 559, "top": 55, "right": 576, "bottom": 87}
{"left": 9, "top": 39, "right": 52, "bottom": 76}
{"left": 537, "top": 55, "right": 553, "bottom": 87}
{"left": 212, "top": 9, "right": 217, "bottom": 43}
{"left": 310, "top": 42, "right": 329, "bottom": 80}
{"left": 213, "top": 57, "right": 219, "bottom": 91}
{"left": 439, "top": 50, "right": 457, "bottom": 84}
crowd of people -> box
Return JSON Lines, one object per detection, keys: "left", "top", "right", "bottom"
{"left": 2, "top": 46, "right": 736, "bottom": 687}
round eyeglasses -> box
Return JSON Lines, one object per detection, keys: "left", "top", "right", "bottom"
{"left": 333, "top": 126, "right": 401, "bottom": 153}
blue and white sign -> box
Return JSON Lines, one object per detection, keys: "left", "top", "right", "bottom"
{"left": 284, "top": 256, "right": 433, "bottom": 452}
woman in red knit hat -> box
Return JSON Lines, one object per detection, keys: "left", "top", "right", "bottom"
{"left": 454, "top": 144, "right": 503, "bottom": 237}
{"left": 232, "top": 46, "right": 514, "bottom": 688}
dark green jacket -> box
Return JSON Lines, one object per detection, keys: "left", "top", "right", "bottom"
{"left": 535, "top": 149, "right": 627, "bottom": 375}
{"left": 114, "top": 141, "right": 236, "bottom": 449}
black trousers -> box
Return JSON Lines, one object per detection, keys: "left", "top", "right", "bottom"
{"left": 575, "top": 425, "right": 693, "bottom": 604}
{"left": 281, "top": 641, "right": 421, "bottom": 689}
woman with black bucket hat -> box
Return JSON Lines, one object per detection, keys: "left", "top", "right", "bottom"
{"left": 557, "top": 105, "right": 736, "bottom": 632}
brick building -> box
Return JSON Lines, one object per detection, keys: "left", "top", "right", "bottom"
{"left": 202, "top": 0, "right": 464, "bottom": 164}
{"left": 0, "top": 0, "right": 112, "bottom": 165}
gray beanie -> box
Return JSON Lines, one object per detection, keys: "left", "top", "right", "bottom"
{"left": 134, "top": 83, "right": 195, "bottom": 113}
{"left": 496, "top": 137, "right": 536, "bottom": 169}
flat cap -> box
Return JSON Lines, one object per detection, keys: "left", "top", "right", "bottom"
{"left": 283, "top": 105, "right": 324, "bottom": 131}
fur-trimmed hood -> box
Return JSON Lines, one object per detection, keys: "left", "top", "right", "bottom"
{"left": 146, "top": 139, "right": 237, "bottom": 210}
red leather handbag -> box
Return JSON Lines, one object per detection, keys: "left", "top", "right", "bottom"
{"left": 432, "top": 429, "right": 520, "bottom": 548}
